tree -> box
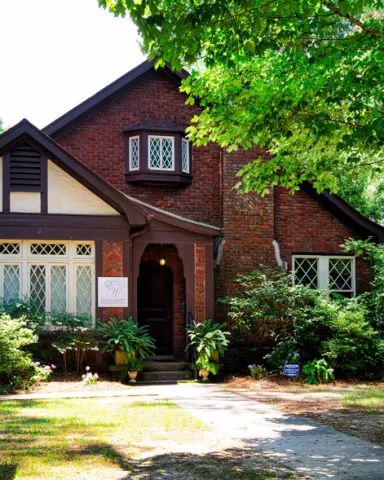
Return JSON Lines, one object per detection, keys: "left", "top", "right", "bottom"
{"left": 0, "top": 118, "right": 4, "bottom": 135}
{"left": 99, "top": 0, "right": 384, "bottom": 196}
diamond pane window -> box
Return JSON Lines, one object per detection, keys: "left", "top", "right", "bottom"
{"left": 30, "top": 265, "right": 46, "bottom": 311}
{"left": 30, "top": 243, "right": 66, "bottom": 256}
{"left": 50, "top": 265, "right": 67, "bottom": 311}
{"left": 3, "top": 265, "right": 20, "bottom": 302}
{"left": 329, "top": 258, "right": 353, "bottom": 292}
{"left": 0, "top": 243, "right": 20, "bottom": 255}
{"left": 76, "top": 265, "right": 93, "bottom": 315}
{"left": 294, "top": 258, "right": 318, "bottom": 288}
{"left": 182, "top": 139, "right": 189, "bottom": 173}
{"left": 129, "top": 137, "right": 139, "bottom": 170}
{"left": 76, "top": 244, "right": 92, "bottom": 256}
{"left": 149, "top": 136, "right": 174, "bottom": 170}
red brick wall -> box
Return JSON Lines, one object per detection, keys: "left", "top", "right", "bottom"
{"left": 102, "top": 240, "right": 124, "bottom": 320}
{"left": 195, "top": 244, "right": 206, "bottom": 322}
{"left": 274, "top": 187, "right": 372, "bottom": 293}
{"left": 216, "top": 149, "right": 276, "bottom": 316}
{"left": 140, "top": 245, "right": 186, "bottom": 359}
{"left": 58, "top": 72, "right": 222, "bottom": 227}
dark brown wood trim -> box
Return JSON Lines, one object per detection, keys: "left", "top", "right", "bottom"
{"left": 0, "top": 213, "right": 130, "bottom": 240}
{"left": 40, "top": 154, "right": 48, "bottom": 214}
{"left": 95, "top": 240, "right": 103, "bottom": 320}
{"left": 0, "top": 120, "right": 147, "bottom": 225}
{"left": 2, "top": 152, "right": 10, "bottom": 213}
{"left": 122, "top": 240, "right": 130, "bottom": 319}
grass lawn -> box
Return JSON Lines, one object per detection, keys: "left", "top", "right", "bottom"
{"left": 0, "top": 397, "right": 299, "bottom": 480}
{"left": 225, "top": 376, "right": 384, "bottom": 445}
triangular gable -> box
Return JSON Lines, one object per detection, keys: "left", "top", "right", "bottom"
{"left": 0, "top": 119, "right": 147, "bottom": 225}
{"left": 43, "top": 60, "right": 188, "bottom": 139}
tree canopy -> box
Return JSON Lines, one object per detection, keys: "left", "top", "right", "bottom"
{"left": 99, "top": 0, "right": 384, "bottom": 197}
{"left": 0, "top": 118, "right": 4, "bottom": 135}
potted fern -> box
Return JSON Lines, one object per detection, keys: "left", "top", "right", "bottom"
{"left": 186, "top": 319, "right": 230, "bottom": 381}
{"left": 97, "top": 318, "right": 156, "bottom": 366}
{"left": 126, "top": 358, "right": 143, "bottom": 382}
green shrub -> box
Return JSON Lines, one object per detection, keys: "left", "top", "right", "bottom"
{"left": 302, "top": 359, "right": 335, "bottom": 384}
{"left": 48, "top": 311, "right": 98, "bottom": 374}
{"left": 248, "top": 364, "right": 269, "bottom": 381}
{"left": 224, "top": 267, "right": 381, "bottom": 378}
{"left": 0, "top": 315, "right": 37, "bottom": 391}
{"left": 0, "top": 298, "right": 45, "bottom": 332}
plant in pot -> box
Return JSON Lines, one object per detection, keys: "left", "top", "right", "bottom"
{"left": 126, "top": 358, "right": 143, "bottom": 383}
{"left": 97, "top": 318, "right": 156, "bottom": 367}
{"left": 186, "top": 319, "right": 230, "bottom": 381}
{"left": 196, "top": 356, "right": 219, "bottom": 381}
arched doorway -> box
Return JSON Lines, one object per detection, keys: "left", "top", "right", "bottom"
{"left": 138, "top": 260, "right": 174, "bottom": 355}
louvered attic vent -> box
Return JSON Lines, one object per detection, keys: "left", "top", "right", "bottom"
{"left": 10, "top": 143, "right": 41, "bottom": 190}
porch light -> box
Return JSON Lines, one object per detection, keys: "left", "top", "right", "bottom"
{"left": 159, "top": 256, "right": 166, "bottom": 266}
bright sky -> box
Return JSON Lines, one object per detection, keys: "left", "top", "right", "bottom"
{"left": 0, "top": 0, "right": 145, "bottom": 129}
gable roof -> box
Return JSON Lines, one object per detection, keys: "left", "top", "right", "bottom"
{"left": 0, "top": 119, "right": 147, "bottom": 225}
{"left": 301, "top": 182, "right": 384, "bottom": 242}
{"left": 43, "top": 60, "right": 188, "bottom": 139}
{"left": 124, "top": 194, "right": 222, "bottom": 236}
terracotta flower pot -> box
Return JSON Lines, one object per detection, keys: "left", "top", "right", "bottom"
{"left": 128, "top": 371, "right": 138, "bottom": 383}
{"left": 200, "top": 369, "right": 209, "bottom": 381}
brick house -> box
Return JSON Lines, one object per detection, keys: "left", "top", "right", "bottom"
{"left": 0, "top": 60, "right": 383, "bottom": 365}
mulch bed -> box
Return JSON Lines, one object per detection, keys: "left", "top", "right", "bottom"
{"left": 225, "top": 376, "right": 384, "bottom": 446}
{"left": 26, "top": 374, "right": 132, "bottom": 394}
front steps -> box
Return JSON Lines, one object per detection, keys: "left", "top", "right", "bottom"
{"left": 138, "top": 360, "right": 194, "bottom": 383}
{"left": 108, "top": 357, "right": 195, "bottom": 384}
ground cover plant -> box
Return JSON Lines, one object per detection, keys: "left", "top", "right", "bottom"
{"left": 0, "top": 398, "right": 301, "bottom": 480}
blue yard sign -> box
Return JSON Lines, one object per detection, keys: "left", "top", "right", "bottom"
{"left": 284, "top": 364, "right": 300, "bottom": 377}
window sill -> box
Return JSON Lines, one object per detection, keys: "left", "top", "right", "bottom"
{"left": 125, "top": 171, "right": 192, "bottom": 187}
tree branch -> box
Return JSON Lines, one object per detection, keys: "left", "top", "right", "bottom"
{"left": 212, "top": 0, "right": 279, "bottom": 25}
{"left": 320, "top": 0, "right": 384, "bottom": 39}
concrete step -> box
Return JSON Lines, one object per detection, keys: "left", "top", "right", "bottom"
{"left": 138, "top": 370, "right": 193, "bottom": 382}
{"left": 142, "top": 361, "right": 188, "bottom": 372}
{"left": 147, "top": 355, "right": 175, "bottom": 361}
{"left": 132, "top": 380, "right": 194, "bottom": 385}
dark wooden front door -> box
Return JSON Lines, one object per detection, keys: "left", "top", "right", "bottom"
{"left": 138, "top": 261, "right": 173, "bottom": 355}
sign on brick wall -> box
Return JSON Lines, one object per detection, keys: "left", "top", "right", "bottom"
{"left": 98, "top": 277, "right": 128, "bottom": 307}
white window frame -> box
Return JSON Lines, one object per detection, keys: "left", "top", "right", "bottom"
{"left": 129, "top": 136, "right": 140, "bottom": 171}
{"left": 0, "top": 240, "right": 95, "bottom": 320}
{"left": 292, "top": 255, "right": 356, "bottom": 296}
{"left": 182, "top": 138, "right": 190, "bottom": 173}
{"left": 148, "top": 135, "right": 175, "bottom": 171}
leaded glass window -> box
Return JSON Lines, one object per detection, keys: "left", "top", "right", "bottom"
{"left": 3, "top": 265, "right": 20, "bottom": 302}
{"left": 29, "top": 265, "right": 46, "bottom": 311}
{"left": 0, "top": 241, "right": 95, "bottom": 319}
{"left": 50, "top": 265, "right": 67, "bottom": 311}
{"left": 182, "top": 139, "right": 189, "bottom": 173}
{"left": 292, "top": 255, "right": 355, "bottom": 296}
{"left": 149, "top": 136, "right": 174, "bottom": 170}
{"left": 129, "top": 136, "right": 139, "bottom": 170}
{"left": 294, "top": 258, "right": 318, "bottom": 288}
{"left": 76, "top": 265, "right": 93, "bottom": 315}
{"left": 329, "top": 258, "right": 353, "bottom": 294}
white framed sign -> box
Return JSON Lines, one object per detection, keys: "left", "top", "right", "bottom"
{"left": 98, "top": 277, "right": 128, "bottom": 307}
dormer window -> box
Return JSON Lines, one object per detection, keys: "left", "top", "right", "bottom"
{"left": 124, "top": 120, "right": 192, "bottom": 186}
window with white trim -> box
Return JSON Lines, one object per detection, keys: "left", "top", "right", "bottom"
{"left": 129, "top": 136, "right": 139, "bottom": 170}
{"left": 182, "top": 138, "right": 190, "bottom": 173}
{"left": 148, "top": 136, "right": 174, "bottom": 170}
{"left": 293, "top": 255, "right": 355, "bottom": 297}
{"left": 0, "top": 241, "right": 95, "bottom": 316}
